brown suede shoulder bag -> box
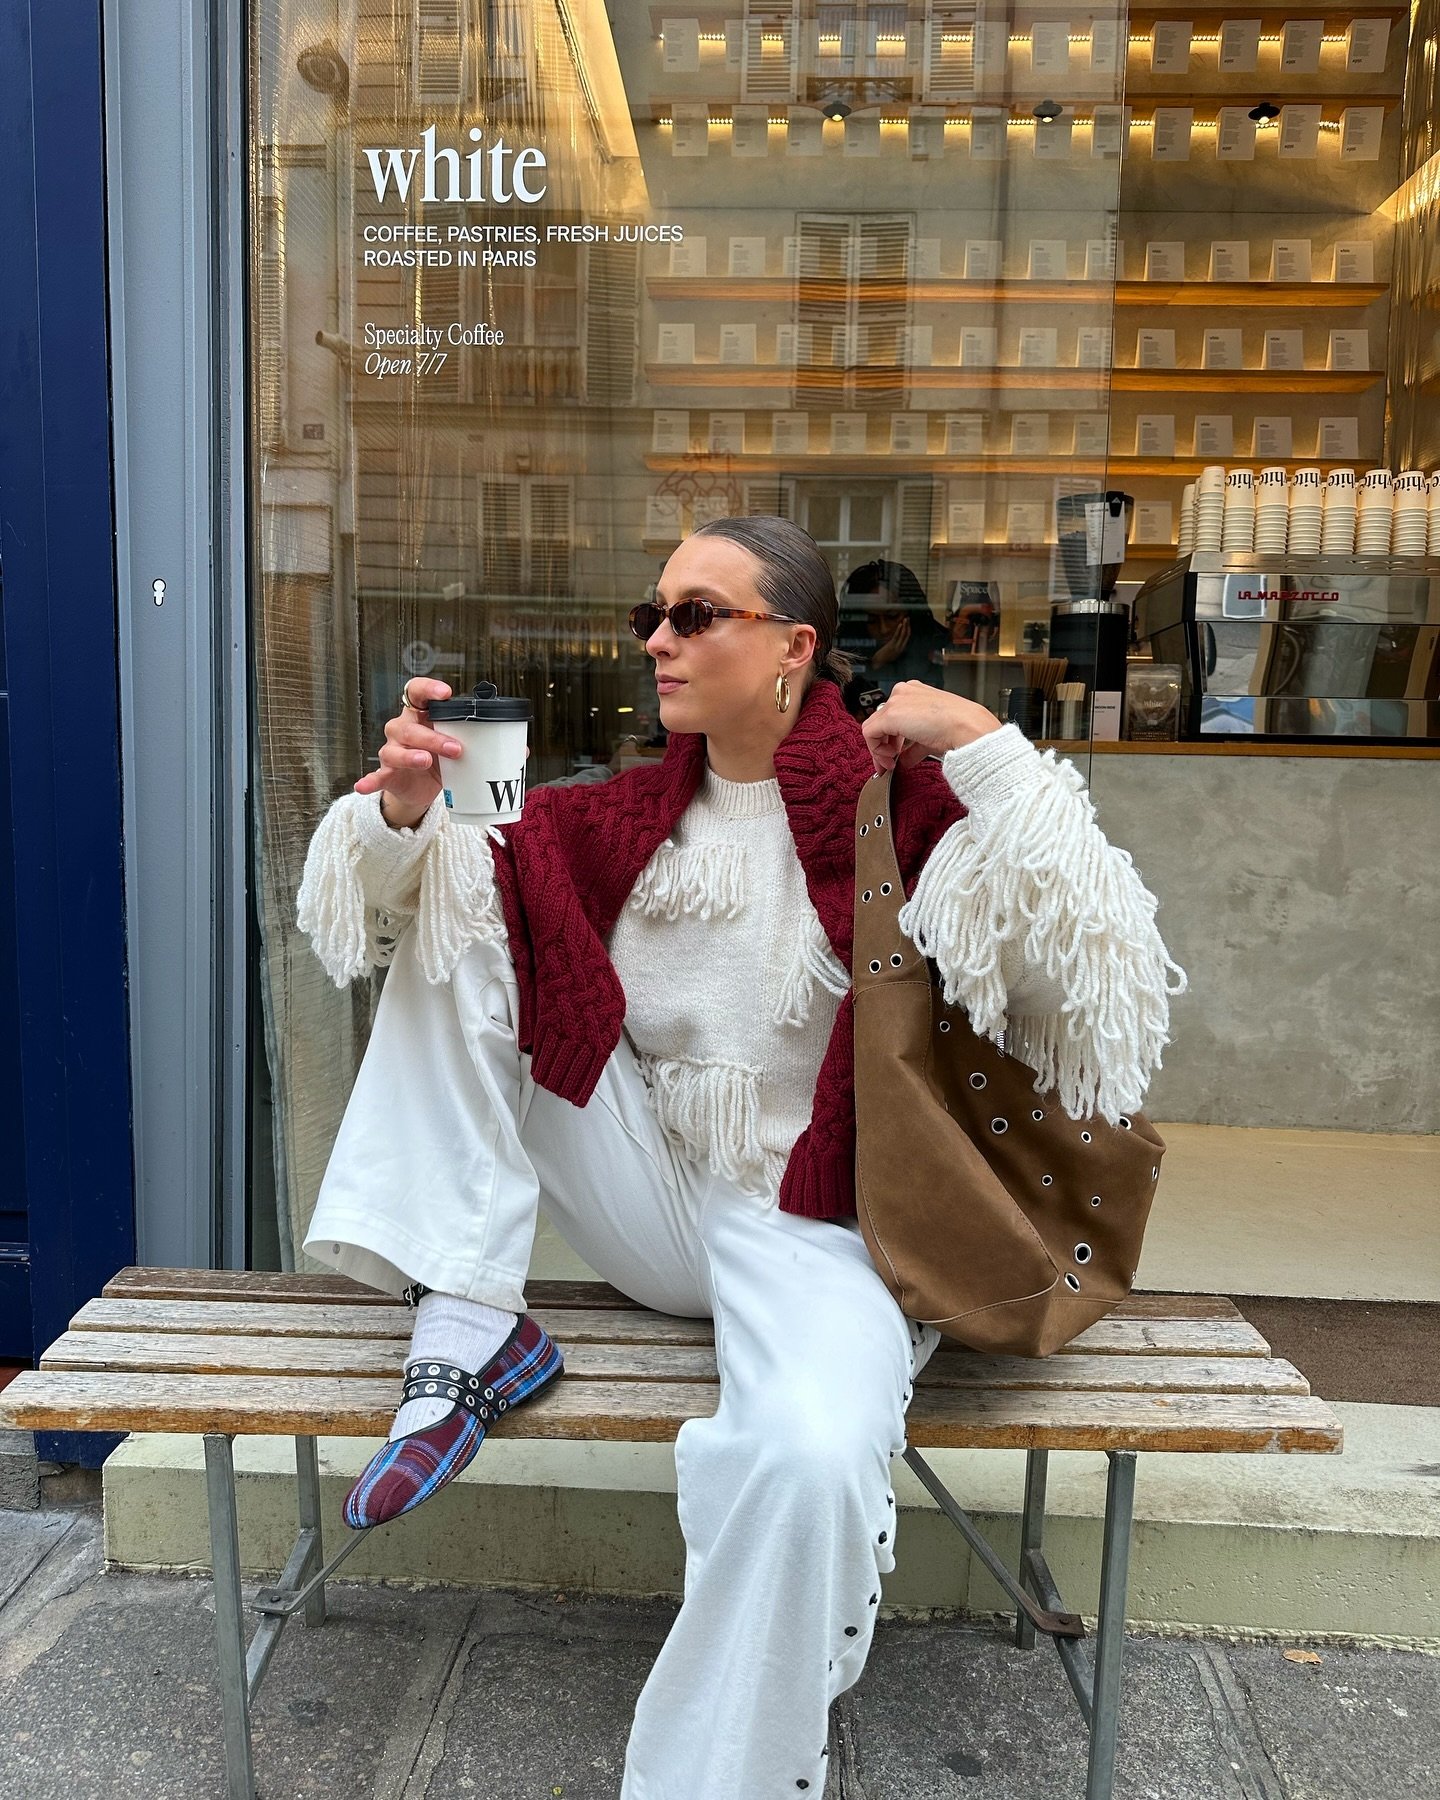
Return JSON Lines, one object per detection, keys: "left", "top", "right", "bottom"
{"left": 852, "top": 767, "right": 1167, "bottom": 1357}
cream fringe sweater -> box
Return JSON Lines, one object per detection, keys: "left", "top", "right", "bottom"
{"left": 298, "top": 724, "right": 1188, "bottom": 1194}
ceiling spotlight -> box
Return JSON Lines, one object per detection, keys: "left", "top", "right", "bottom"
{"left": 821, "top": 95, "right": 852, "bottom": 122}
{"left": 1033, "top": 99, "right": 1063, "bottom": 125}
{"left": 1247, "top": 101, "right": 1281, "bottom": 123}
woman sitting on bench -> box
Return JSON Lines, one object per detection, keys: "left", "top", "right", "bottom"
{"left": 297, "top": 514, "right": 1186, "bottom": 1799}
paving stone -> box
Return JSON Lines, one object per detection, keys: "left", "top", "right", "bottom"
{"left": 1223, "top": 1639, "right": 1440, "bottom": 1800}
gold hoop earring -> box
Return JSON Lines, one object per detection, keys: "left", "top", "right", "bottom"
{"left": 775, "top": 671, "right": 792, "bottom": 714}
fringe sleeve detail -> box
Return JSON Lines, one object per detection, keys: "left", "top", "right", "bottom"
{"left": 296, "top": 789, "right": 506, "bottom": 988}
{"left": 897, "top": 733, "right": 1189, "bottom": 1125}
{"left": 413, "top": 813, "right": 509, "bottom": 985}
{"left": 627, "top": 839, "right": 747, "bottom": 922}
{"left": 773, "top": 903, "right": 852, "bottom": 1028}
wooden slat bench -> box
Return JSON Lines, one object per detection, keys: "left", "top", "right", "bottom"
{"left": 0, "top": 1266, "right": 1343, "bottom": 1800}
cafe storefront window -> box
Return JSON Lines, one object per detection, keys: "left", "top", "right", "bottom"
{"left": 248, "top": 2, "right": 1439, "bottom": 1265}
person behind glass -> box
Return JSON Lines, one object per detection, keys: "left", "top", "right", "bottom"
{"left": 296, "top": 517, "right": 1186, "bottom": 1799}
{"left": 841, "top": 558, "right": 951, "bottom": 696}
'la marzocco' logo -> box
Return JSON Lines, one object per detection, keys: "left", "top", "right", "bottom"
{"left": 1236, "top": 588, "right": 1340, "bottom": 602}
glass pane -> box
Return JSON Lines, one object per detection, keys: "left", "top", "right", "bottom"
{"left": 247, "top": 2, "right": 1123, "bottom": 1259}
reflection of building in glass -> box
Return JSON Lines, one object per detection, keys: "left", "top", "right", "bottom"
{"left": 249, "top": 0, "right": 1129, "bottom": 1256}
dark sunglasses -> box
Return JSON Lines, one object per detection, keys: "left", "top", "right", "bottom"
{"left": 628, "top": 598, "right": 798, "bottom": 640}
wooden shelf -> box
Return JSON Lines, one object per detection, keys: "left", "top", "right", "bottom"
{"left": 644, "top": 363, "right": 1379, "bottom": 394}
{"left": 647, "top": 277, "right": 1386, "bottom": 308}
{"left": 644, "top": 453, "right": 1377, "bottom": 478}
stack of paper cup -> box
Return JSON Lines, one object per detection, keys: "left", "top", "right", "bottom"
{"left": 1254, "top": 467, "right": 1289, "bottom": 554}
{"left": 1355, "top": 468, "right": 1393, "bottom": 555}
{"left": 1288, "top": 468, "right": 1324, "bottom": 553}
{"left": 1194, "top": 465, "right": 1225, "bottom": 552}
{"left": 1177, "top": 483, "right": 1196, "bottom": 556}
{"left": 1321, "top": 468, "right": 1356, "bottom": 554}
{"left": 1429, "top": 473, "right": 1440, "bottom": 556}
{"left": 1221, "top": 467, "right": 1255, "bottom": 552}
{"left": 1391, "top": 471, "right": 1429, "bottom": 556}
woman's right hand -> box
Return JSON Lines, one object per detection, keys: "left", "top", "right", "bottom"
{"left": 353, "top": 679, "right": 463, "bottom": 830}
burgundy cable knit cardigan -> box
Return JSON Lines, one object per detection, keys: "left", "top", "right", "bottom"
{"left": 485, "top": 678, "right": 966, "bottom": 1220}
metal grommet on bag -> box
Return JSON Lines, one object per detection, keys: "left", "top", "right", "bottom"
{"left": 1074, "top": 1243, "right": 1093, "bottom": 1264}
{"left": 990, "top": 1117, "right": 1008, "bottom": 1134}
{"left": 968, "top": 1072, "right": 986, "bottom": 1088}
{"left": 862, "top": 890, "right": 872, "bottom": 902}
{"left": 889, "top": 953, "right": 903, "bottom": 967}
{"left": 938, "top": 1020, "right": 951, "bottom": 1033}
{"left": 1064, "top": 1272, "right": 1082, "bottom": 1292}
{"left": 869, "top": 960, "right": 882, "bottom": 974}
{"left": 1080, "top": 1131, "right": 1092, "bottom": 1143}
{"left": 880, "top": 882, "right": 892, "bottom": 895}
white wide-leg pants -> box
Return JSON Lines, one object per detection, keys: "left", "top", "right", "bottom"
{"left": 304, "top": 925, "right": 941, "bottom": 1800}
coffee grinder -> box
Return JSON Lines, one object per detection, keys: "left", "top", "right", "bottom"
{"left": 1051, "top": 491, "right": 1134, "bottom": 739}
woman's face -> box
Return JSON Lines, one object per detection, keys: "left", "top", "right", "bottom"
{"left": 646, "top": 534, "right": 816, "bottom": 736}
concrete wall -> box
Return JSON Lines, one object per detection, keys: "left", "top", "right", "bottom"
{"left": 1078, "top": 751, "right": 1439, "bottom": 1133}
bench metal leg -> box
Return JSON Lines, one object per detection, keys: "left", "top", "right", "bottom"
{"left": 202, "top": 1433, "right": 257, "bottom": 1800}
{"left": 1086, "top": 1451, "right": 1137, "bottom": 1800}
{"left": 1015, "top": 1448, "right": 1049, "bottom": 1651}
{"left": 293, "top": 1435, "right": 326, "bottom": 1628}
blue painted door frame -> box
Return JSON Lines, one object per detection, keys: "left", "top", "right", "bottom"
{"left": 0, "top": 0, "right": 134, "bottom": 1464}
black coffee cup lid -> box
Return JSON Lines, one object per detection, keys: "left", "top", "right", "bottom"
{"left": 427, "top": 681, "right": 532, "bottom": 723}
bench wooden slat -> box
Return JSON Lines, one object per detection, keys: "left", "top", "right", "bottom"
{"left": 99, "top": 1266, "right": 1243, "bottom": 1324}
{"left": 36, "top": 1330, "right": 1313, "bottom": 1398}
{"left": 69, "top": 1297, "right": 1271, "bottom": 1359}
{"left": 0, "top": 1368, "right": 1342, "bottom": 1452}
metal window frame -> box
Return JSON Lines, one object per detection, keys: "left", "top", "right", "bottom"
{"left": 103, "top": 0, "right": 249, "bottom": 1275}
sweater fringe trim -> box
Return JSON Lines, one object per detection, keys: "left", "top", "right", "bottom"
{"left": 773, "top": 904, "right": 852, "bottom": 1028}
{"left": 634, "top": 1051, "right": 785, "bottom": 1191}
{"left": 627, "top": 839, "right": 747, "bottom": 922}
{"left": 897, "top": 754, "right": 1189, "bottom": 1126}
{"left": 414, "top": 819, "right": 509, "bottom": 984}
{"left": 296, "top": 797, "right": 393, "bottom": 987}
{"left": 295, "top": 798, "right": 506, "bottom": 988}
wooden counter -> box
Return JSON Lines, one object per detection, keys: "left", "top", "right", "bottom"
{"left": 1037, "top": 740, "right": 1440, "bottom": 760}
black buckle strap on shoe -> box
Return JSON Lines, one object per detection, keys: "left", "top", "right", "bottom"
{"left": 400, "top": 1357, "right": 511, "bottom": 1422}
{"left": 401, "top": 1282, "right": 432, "bottom": 1308}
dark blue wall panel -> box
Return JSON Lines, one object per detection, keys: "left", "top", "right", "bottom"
{"left": 0, "top": 0, "right": 134, "bottom": 1462}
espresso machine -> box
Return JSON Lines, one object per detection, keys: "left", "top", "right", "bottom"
{"left": 1051, "top": 492, "right": 1135, "bottom": 739}
{"left": 1133, "top": 553, "right": 1440, "bottom": 741}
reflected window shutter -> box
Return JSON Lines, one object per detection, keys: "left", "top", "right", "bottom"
{"left": 741, "top": 2, "right": 800, "bottom": 102}
{"left": 257, "top": 195, "right": 286, "bottom": 446}
{"left": 855, "top": 215, "right": 913, "bottom": 409}
{"left": 480, "top": 478, "right": 523, "bottom": 597}
{"left": 897, "top": 480, "right": 938, "bottom": 591}
{"left": 923, "top": 3, "right": 978, "bottom": 100}
{"left": 743, "top": 479, "right": 795, "bottom": 520}
{"left": 415, "top": 1, "right": 464, "bottom": 105}
{"left": 419, "top": 259, "right": 464, "bottom": 399}
{"left": 527, "top": 481, "right": 573, "bottom": 597}
{"left": 584, "top": 240, "right": 639, "bottom": 404}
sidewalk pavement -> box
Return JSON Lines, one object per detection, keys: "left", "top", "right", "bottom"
{"left": 2, "top": 1496, "right": 1436, "bottom": 1799}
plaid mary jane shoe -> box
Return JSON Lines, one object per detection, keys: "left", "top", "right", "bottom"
{"left": 343, "top": 1313, "right": 564, "bottom": 1530}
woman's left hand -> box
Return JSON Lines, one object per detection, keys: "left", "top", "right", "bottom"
{"left": 861, "top": 682, "right": 1005, "bottom": 774}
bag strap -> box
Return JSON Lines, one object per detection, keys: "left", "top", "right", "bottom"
{"left": 853, "top": 767, "right": 923, "bottom": 989}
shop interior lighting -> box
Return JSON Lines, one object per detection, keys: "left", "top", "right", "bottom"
{"left": 821, "top": 95, "right": 853, "bottom": 121}
{"left": 1033, "top": 99, "right": 1064, "bottom": 125}
{"left": 1248, "top": 101, "right": 1282, "bottom": 124}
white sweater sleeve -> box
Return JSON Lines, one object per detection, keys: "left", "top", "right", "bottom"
{"left": 897, "top": 723, "right": 1189, "bottom": 1123}
{"left": 295, "top": 789, "right": 507, "bottom": 987}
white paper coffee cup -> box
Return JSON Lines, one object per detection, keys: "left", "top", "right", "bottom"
{"left": 426, "top": 682, "right": 532, "bottom": 826}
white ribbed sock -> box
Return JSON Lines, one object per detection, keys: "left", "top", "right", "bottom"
{"left": 389, "top": 1291, "right": 518, "bottom": 1440}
